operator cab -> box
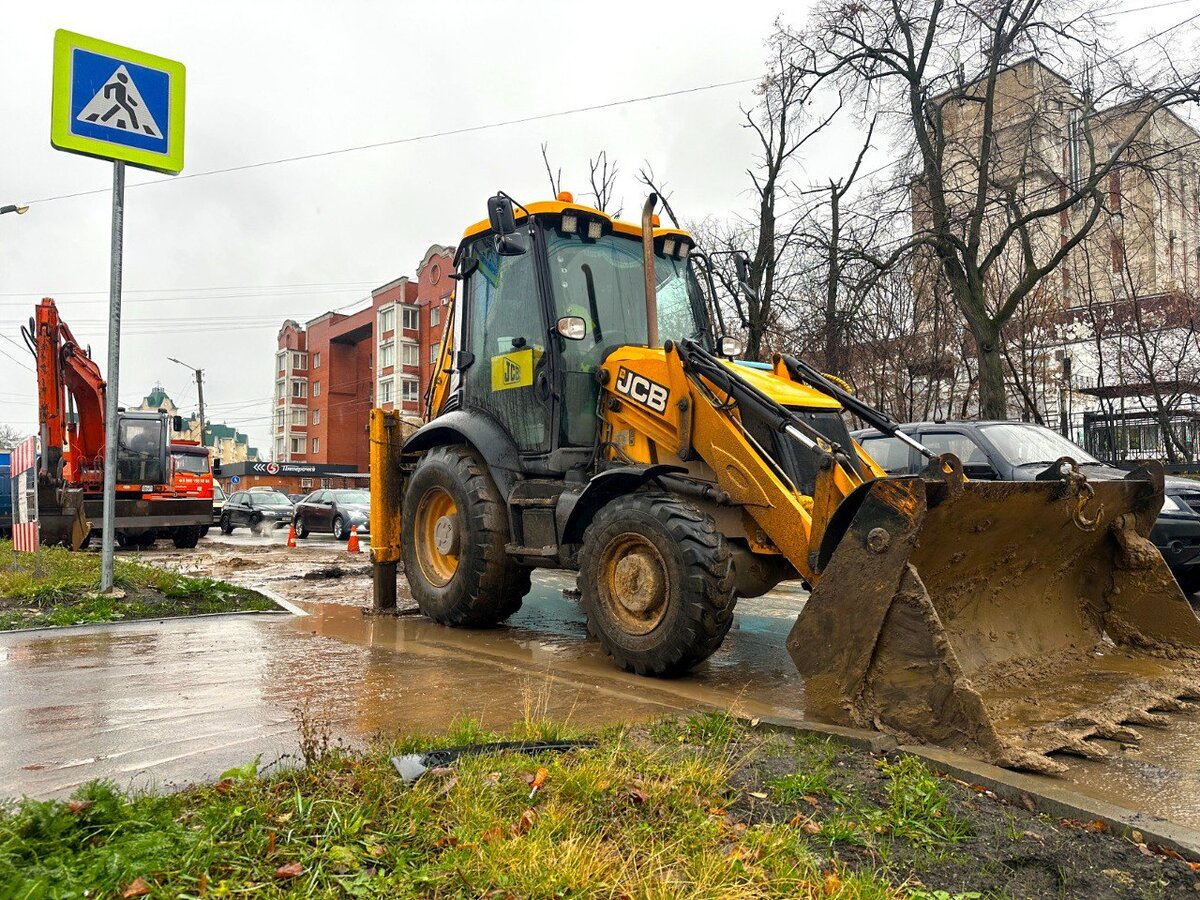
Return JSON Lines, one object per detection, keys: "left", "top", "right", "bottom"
{"left": 449, "top": 193, "right": 720, "bottom": 464}
{"left": 114, "top": 411, "right": 180, "bottom": 486}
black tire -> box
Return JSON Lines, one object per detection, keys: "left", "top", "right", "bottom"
{"left": 220, "top": 514, "right": 233, "bottom": 535}
{"left": 136, "top": 532, "right": 156, "bottom": 549}
{"left": 172, "top": 525, "right": 201, "bottom": 549}
{"left": 1178, "top": 569, "right": 1200, "bottom": 599}
{"left": 199, "top": 526, "right": 209, "bottom": 538}
{"left": 296, "top": 517, "right": 309, "bottom": 539}
{"left": 332, "top": 515, "right": 347, "bottom": 541}
{"left": 402, "top": 445, "right": 530, "bottom": 627}
{"left": 250, "top": 515, "right": 263, "bottom": 536}
{"left": 578, "top": 493, "right": 736, "bottom": 677}
{"left": 116, "top": 532, "right": 130, "bottom": 549}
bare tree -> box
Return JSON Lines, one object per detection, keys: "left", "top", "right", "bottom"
{"left": 540, "top": 142, "right": 562, "bottom": 197}
{"left": 0, "top": 424, "right": 27, "bottom": 449}
{"left": 588, "top": 150, "right": 621, "bottom": 216}
{"left": 789, "top": 0, "right": 1200, "bottom": 417}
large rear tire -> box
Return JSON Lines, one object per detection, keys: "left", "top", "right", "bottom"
{"left": 402, "top": 445, "right": 530, "bottom": 626}
{"left": 579, "top": 493, "right": 736, "bottom": 676}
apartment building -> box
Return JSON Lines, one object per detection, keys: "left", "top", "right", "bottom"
{"left": 271, "top": 244, "right": 454, "bottom": 468}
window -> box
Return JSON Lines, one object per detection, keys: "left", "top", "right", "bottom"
{"left": 313, "top": 351, "right": 321, "bottom": 368}
{"left": 290, "top": 436, "right": 303, "bottom": 454}
{"left": 378, "top": 378, "right": 394, "bottom": 404}
{"left": 430, "top": 341, "right": 440, "bottom": 365}
{"left": 402, "top": 305, "right": 419, "bottom": 330}
{"left": 275, "top": 438, "right": 285, "bottom": 457}
{"left": 312, "top": 409, "right": 320, "bottom": 425}
{"left": 291, "top": 409, "right": 306, "bottom": 427}
{"left": 312, "top": 437, "right": 320, "bottom": 454}
{"left": 401, "top": 341, "right": 418, "bottom": 366}
{"left": 292, "top": 352, "right": 307, "bottom": 369}
{"left": 291, "top": 380, "right": 307, "bottom": 399}
{"left": 401, "top": 378, "right": 418, "bottom": 402}
{"left": 313, "top": 381, "right": 321, "bottom": 397}
{"left": 275, "top": 380, "right": 285, "bottom": 401}
{"left": 860, "top": 436, "right": 912, "bottom": 475}
{"left": 919, "top": 432, "right": 990, "bottom": 468}
{"left": 275, "top": 409, "right": 285, "bottom": 430}
{"left": 379, "top": 341, "right": 394, "bottom": 368}
{"left": 379, "top": 306, "right": 395, "bottom": 334}
{"left": 300, "top": 478, "right": 313, "bottom": 489}
{"left": 431, "top": 306, "right": 441, "bottom": 327}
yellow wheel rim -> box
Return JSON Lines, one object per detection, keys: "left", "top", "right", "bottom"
{"left": 414, "top": 486, "right": 460, "bottom": 587}
{"left": 597, "top": 533, "right": 669, "bottom": 635}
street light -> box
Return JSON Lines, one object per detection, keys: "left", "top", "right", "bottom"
{"left": 167, "top": 356, "right": 205, "bottom": 442}
{"left": 0, "top": 204, "right": 29, "bottom": 216}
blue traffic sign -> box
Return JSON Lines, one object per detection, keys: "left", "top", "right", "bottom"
{"left": 230, "top": 475, "right": 241, "bottom": 485}
{"left": 51, "top": 31, "right": 185, "bottom": 174}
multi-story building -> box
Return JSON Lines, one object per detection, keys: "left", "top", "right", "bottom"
{"left": 271, "top": 244, "right": 454, "bottom": 469}
{"left": 133, "top": 386, "right": 259, "bottom": 463}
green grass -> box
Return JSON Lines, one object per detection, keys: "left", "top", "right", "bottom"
{"left": 0, "top": 718, "right": 934, "bottom": 899}
{"left": 0, "top": 540, "right": 278, "bottom": 631}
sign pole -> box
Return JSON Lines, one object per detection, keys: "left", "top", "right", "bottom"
{"left": 100, "top": 160, "right": 125, "bottom": 593}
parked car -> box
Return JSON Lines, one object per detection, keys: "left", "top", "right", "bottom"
{"left": 219, "top": 490, "right": 294, "bottom": 535}
{"left": 851, "top": 420, "right": 1200, "bottom": 595}
{"left": 292, "top": 488, "right": 370, "bottom": 540}
{"left": 210, "top": 483, "right": 227, "bottom": 530}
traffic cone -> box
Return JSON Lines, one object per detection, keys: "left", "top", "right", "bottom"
{"left": 286, "top": 524, "right": 297, "bottom": 549}
{"left": 347, "top": 525, "right": 361, "bottom": 554}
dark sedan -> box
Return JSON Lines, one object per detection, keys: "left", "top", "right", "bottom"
{"left": 852, "top": 420, "right": 1200, "bottom": 596}
{"left": 293, "top": 488, "right": 370, "bottom": 540}
{"left": 219, "top": 490, "right": 295, "bottom": 535}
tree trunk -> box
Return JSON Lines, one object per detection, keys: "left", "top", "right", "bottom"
{"left": 972, "top": 322, "right": 1007, "bottom": 420}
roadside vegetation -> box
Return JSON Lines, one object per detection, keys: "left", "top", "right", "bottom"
{"left": 0, "top": 540, "right": 279, "bottom": 630}
{"left": 1, "top": 713, "right": 1193, "bottom": 898}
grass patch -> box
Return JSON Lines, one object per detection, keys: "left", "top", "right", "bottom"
{"left": 0, "top": 718, "right": 912, "bottom": 898}
{"left": 0, "top": 540, "right": 278, "bottom": 631}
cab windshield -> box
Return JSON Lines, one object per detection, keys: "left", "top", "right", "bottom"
{"left": 171, "top": 452, "right": 209, "bottom": 474}
{"left": 546, "top": 231, "right": 711, "bottom": 349}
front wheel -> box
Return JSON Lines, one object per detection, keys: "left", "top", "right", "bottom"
{"left": 578, "top": 494, "right": 736, "bottom": 677}
{"left": 220, "top": 514, "right": 233, "bottom": 535}
{"left": 250, "top": 515, "right": 263, "bottom": 536}
{"left": 172, "top": 525, "right": 201, "bottom": 549}
{"left": 332, "top": 515, "right": 347, "bottom": 541}
{"left": 402, "top": 445, "right": 530, "bottom": 626}
{"left": 296, "top": 517, "right": 310, "bottom": 539}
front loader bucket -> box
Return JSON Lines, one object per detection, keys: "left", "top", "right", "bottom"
{"left": 788, "top": 458, "right": 1200, "bottom": 775}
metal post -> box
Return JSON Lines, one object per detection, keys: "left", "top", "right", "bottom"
{"left": 100, "top": 161, "right": 125, "bottom": 593}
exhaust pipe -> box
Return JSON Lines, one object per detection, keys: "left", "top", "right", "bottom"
{"left": 642, "top": 193, "right": 658, "bottom": 348}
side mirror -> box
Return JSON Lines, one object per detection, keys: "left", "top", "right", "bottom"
{"left": 556, "top": 316, "right": 587, "bottom": 340}
{"left": 172, "top": 415, "right": 184, "bottom": 432}
{"left": 734, "top": 251, "right": 758, "bottom": 302}
{"left": 716, "top": 336, "right": 743, "bottom": 358}
{"left": 488, "top": 194, "right": 527, "bottom": 256}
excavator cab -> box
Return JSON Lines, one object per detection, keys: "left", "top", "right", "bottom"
{"left": 371, "top": 192, "right": 1200, "bottom": 776}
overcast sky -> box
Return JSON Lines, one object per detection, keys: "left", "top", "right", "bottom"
{"left": 1, "top": 1, "right": 1194, "bottom": 456}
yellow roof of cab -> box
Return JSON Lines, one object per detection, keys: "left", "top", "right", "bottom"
{"left": 461, "top": 198, "right": 694, "bottom": 244}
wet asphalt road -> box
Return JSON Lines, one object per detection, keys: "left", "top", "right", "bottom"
{"left": 3, "top": 532, "right": 1200, "bottom": 831}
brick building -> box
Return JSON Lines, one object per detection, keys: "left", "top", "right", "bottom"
{"left": 272, "top": 244, "right": 454, "bottom": 469}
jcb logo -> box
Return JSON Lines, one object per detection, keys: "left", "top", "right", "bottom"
{"left": 614, "top": 368, "right": 669, "bottom": 414}
{"left": 503, "top": 357, "right": 522, "bottom": 385}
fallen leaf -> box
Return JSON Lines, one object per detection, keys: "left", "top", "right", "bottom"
{"left": 267, "top": 831, "right": 276, "bottom": 856}
{"left": 368, "top": 844, "right": 386, "bottom": 858}
{"left": 629, "top": 787, "right": 650, "bottom": 805}
{"left": 749, "top": 718, "right": 760, "bottom": 727}
{"left": 433, "top": 835, "right": 459, "bottom": 849}
{"left": 435, "top": 776, "right": 459, "bottom": 797}
{"left": 823, "top": 872, "right": 842, "bottom": 895}
{"left": 748, "top": 791, "right": 768, "bottom": 800}
{"left": 198, "top": 871, "right": 207, "bottom": 897}
{"left": 1157, "top": 845, "right": 1185, "bottom": 861}
{"left": 1132, "top": 830, "right": 1144, "bottom": 843}
{"left": 512, "top": 808, "right": 538, "bottom": 836}
{"left": 428, "top": 766, "right": 455, "bottom": 778}
{"left": 519, "top": 772, "right": 536, "bottom": 785}
{"left": 1188, "top": 861, "right": 1200, "bottom": 873}
{"left": 66, "top": 800, "right": 93, "bottom": 815}
{"left": 803, "top": 820, "right": 823, "bottom": 835}
{"left": 803, "top": 795, "right": 819, "bottom": 806}
{"left": 121, "top": 878, "right": 152, "bottom": 898}
{"left": 274, "top": 862, "right": 303, "bottom": 879}
{"left": 482, "top": 826, "right": 504, "bottom": 844}
{"left": 215, "top": 778, "right": 235, "bottom": 795}
{"left": 1086, "top": 819, "right": 1110, "bottom": 833}
{"left": 20, "top": 763, "right": 47, "bottom": 771}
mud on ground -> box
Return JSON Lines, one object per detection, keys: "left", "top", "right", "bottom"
{"left": 718, "top": 721, "right": 1200, "bottom": 899}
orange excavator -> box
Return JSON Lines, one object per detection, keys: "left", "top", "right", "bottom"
{"left": 24, "top": 298, "right": 211, "bottom": 549}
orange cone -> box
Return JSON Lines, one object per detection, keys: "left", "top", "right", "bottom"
{"left": 286, "top": 524, "right": 297, "bottom": 549}
{"left": 347, "top": 525, "right": 361, "bottom": 554}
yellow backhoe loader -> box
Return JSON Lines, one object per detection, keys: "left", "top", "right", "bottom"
{"left": 370, "top": 191, "right": 1200, "bottom": 774}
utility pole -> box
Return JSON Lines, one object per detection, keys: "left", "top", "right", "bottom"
{"left": 168, "top": 357, "right": 205, "bottom": 444}
{"left": 100, "top": 161, "right": 125, "bottom": 593}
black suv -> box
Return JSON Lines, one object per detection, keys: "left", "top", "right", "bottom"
{"left": 852, "top": 420, "right": 1200, "bottom": 596}
{"left": 219, "top": 490, "right": 294, "bottom": 535}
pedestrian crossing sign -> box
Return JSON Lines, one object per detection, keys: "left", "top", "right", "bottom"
{"left": 51, "top": 30, "right": 185, "bottom": 174}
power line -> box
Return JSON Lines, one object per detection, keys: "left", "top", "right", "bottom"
{"left": 22, "top": 77, "right": 757, "bottom": 208}
{"left": 0, "top": 280, "right": 384, "bottom": 298}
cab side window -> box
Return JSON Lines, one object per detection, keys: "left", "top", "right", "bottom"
{"left": 920, "top": 432, "right": 992, "bottom": 473}
{"left": 860, "top": 436, "right": 914, "bottom": 475}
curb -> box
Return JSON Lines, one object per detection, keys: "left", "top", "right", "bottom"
{"left": 747, "top": 714, "right": 899, "bottom": 754}
{"left": 906, "top": 745, "right": 1200, "bottom": 862}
